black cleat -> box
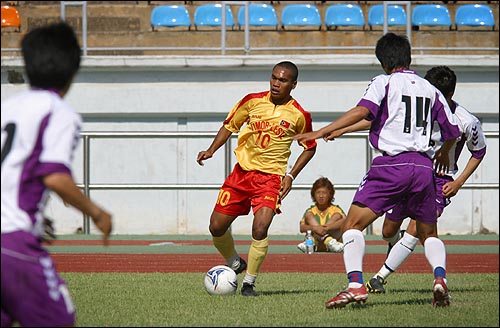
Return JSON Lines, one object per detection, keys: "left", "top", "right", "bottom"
{"left": 366, "top": 276, "right": 387, "bottom": 294}
{"left": 241, "top": 283, "right": 258, "bottom": 297}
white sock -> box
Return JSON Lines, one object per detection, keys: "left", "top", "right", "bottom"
{"left": 242, "top": 273, "right": 256, "bottom": 285}
{"left": 424, "top": 237, "right": 446, "bottom": 273}
{"left": 342, "top": 229, "right": 365, "bottom": 288}
{"left": 378, "top": 232, "right": 419, "bottom": 280}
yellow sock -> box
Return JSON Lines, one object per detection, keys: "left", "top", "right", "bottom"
{"left": 212, "top": 229, "right": 236, "bottom": 261}
{"left": 247, "top": 237, "right": 268, "bottom": 276}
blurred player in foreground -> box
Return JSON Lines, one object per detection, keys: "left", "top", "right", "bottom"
{"left": 294, "top": 33, "right": 460, "bottom": 308}
{"left": 197, "top": 61, "right": 316, "bottom": 296}
{"left": 1, "top": 22, "right": 112, "bottom": 327}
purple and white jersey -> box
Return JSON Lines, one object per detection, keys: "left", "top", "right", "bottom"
{"left": 358, "top": 70, "right": 460, "bottom": 158}
{"left": 430, "top": 102, "right": 487, "bottom": 175}
{"left": 1, "top": 89, "right": 81, "bottom": 236}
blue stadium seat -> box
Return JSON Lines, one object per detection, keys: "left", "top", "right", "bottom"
{"left": 368, "top": 4, "right": 407, "bottom": 29}
{"left": 194, "top": 3, "right": 234, "bottom": 29}
{"left": 455, "top": 4, "right": 495, "bottom": 30}
{"left": 281, "top": 4, "right": 322, "bottom": 30}
{"left": 150, "top": 5, "right": 191, "bottom": 31}
{"left": 412, "top": 4, "right": 452, "bottom": 29}
{"left": 237, "top": 4, "right": 278, "bottom": 29}
{"left": 324, "top": 4, "right": 365, "bottom": 30}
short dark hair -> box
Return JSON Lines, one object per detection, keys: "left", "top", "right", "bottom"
{"left": 375, "top": 32, "right": 411, "bottom": 72}
{"left": 21, "top": 21, "right": 81, "bottom": 90}
{"left": 424, "top": 66, "right": 456, "bottom": 97}
{"left": 310, "top": 177, "right": 335, "bottom": 204}
{"left": 274, "top": 61, "right": 298, "bottom": 81}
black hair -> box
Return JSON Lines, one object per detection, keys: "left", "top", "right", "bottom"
{"left": 274, "top": 61, "right": 298, "bottom": 81}
{"left": 21, "top": 21, "right": 81, "bottom": 90}
{"left": 424, "top": 65, "right": 456, "bottom": 97}
{"left": 310, "top": 177, "right": 335, "bottom": 204}
{"left": 375, "top": 32, "right": 411, "bottom": 72}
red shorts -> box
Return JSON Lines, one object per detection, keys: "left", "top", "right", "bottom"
{"left": 214, "top": 163, "right": 282, "bottom": 216}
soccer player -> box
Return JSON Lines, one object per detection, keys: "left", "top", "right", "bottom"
{"left": 365, "top": 65, "right": 487, "bottom": 296}
{"left": 1, "top": 22, "right": 113, "bottom": 327}
{"left": 197, "top": 61, "right": 317, "bottom": 296}
{"left": 294, "top": 33, "right": 461, "bottom": 308}
{"left": 297, "top": 177, "right": 345, "bottom": 253}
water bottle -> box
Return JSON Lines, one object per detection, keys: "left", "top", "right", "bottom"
{"left": 305, "top": 230, "right": 314, "bottom": 254}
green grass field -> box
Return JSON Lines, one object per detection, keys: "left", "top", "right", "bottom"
{"left": 49, "top": 234, "right": 498, "bottom": 326}
{"left": 63, "top": 272, "right": 499, "bottom": 327}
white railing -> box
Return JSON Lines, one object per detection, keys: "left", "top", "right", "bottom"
{"left": 76, "top": 130, "right": 499, "bottom": 234}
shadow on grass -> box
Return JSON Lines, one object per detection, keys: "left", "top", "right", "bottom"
{"left": 388, "top": 286, "right": 483, "bottom": 293}
{"left": 258, "top": 288, "right": 326, "bottom": 296}
{"left": 365, "top": 297, "right": 431, "bottom": 307}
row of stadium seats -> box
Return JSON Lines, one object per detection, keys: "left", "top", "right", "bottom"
{"left": 150, "top": 3, "right": 496, "bottom": 31}
{"left": 1, "top": 5, "right": 21, "bottom": 31}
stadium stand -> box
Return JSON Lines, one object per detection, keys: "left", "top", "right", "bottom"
{"left": 455, "top": 3, "right": 495, "bottom": 30}
{"left": 281, "top": 3, "right": 322, "bottom": 30}
{"left": 193, "top": 3, "right": 234, "bottom": 30}
{"left": 0, "top": 1, "right": 497, "bottom": 56}
{"left": 412, "top": 4, "right": 452, "bottom": 30}
{"left": 150, "top": 5, "right": 191, "bottom": 31}
{"left": 324, "top": 4, "right": 365, "bottom": 30}
{"left": 237, "top": 3, "right": 278, "bottom": 30}
{"left": 1, "top": 5, "right": 21, "bottom": 32}
{"left": 367, "top": 4, "right": 407, "bottom": 30}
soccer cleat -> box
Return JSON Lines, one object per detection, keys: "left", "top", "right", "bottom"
{"left": 241, "top": 283, "right": 258, "bottom": 297}
{"left": 432, "top": 277, "right": 450, "bottom": 307}
{"left": 297, "top": 241, "right": 307, "bottom": 253}
{"left": 366, "top": 276, "right": 386, "bottom": 294}
{"left": 325, "top": 285, "right": 368, "bottom": 309}
{"left": 231, "top": 257, "right": 247, "bottom": 274}
{"left": 327, "top": 238, "right": 344, "bottom": 253}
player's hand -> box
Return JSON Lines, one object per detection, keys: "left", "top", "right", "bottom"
{"left": 280, "top": 175, "right": 293, "bottom": 200}
{"left": 323, "top": 131, "right": 340, "bottom": 142}
{"left": 92, "top": 210, "right": 112, "bottom": 246}
{"left": 314, "top": 225, "right": 328, "bottom": 236}
{"left": 442, "top": 180, "right": 461, "bottom": 198}
{"left": 293, "top": 131, "right": 323, "bottom": 144}
{"left": 41, "top": 217, "right": 57, "bottom": 244}
{"left": 197, "top": 150, "right": 213, "bottom": 166}
{"left": 434, "top": 150, "right": 450, "bottom": 176}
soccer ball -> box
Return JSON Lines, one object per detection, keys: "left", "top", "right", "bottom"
{"left": 204, "top": 265, "right": 238, "bottom": 295}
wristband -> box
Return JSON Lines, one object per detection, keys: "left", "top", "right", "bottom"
{"left": 286, "top": 173, "right": 295, "bottom": 181}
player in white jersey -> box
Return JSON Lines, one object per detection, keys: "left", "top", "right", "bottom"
{"left": 365, "top": 66, "right": 487, "bottom": 296}
{"left": 294, "top": 33, "right": 461, "bottom": 309}
{"left": 1, "top": 22, "right": 112, "bottom": 327}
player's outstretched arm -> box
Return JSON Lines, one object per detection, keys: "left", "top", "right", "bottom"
{"left": 43, "top": 173, "right": 112, "bottom": 245}
{"left": 443, "top": 156, "right": 483, "bottom": 198}
{"left": 294, "top": 106, "right": 369, "bottom": 143}
{"left": 197, "top": 126, "right": 232, "bottom": 166}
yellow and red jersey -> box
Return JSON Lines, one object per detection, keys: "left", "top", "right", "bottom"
{"left": 300, "top": 204, "right": 346, "bottom": 225}
{"left": 223, "top": 91, "right": 317, "bottom": 175}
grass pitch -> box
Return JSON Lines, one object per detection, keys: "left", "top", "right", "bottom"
{"left": 64, "top": 272, "right": 499, "bottom": 327}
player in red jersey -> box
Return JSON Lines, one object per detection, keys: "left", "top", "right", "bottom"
{"left": 197, "top": 61, "right": 317, "bottom": 296}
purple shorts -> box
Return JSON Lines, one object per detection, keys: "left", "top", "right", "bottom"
{"left": 1, "top": 231, "right": 75, "bottom": 327}
{"left": 386, "top": 174, "right": 453, "bottom": 222}
{"left": 353, "top": 152, "right": 438, "bottom": 224}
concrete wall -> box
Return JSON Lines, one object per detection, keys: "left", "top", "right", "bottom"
{"left": 1, "top": 54, "right": 498, "bottom": 235}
